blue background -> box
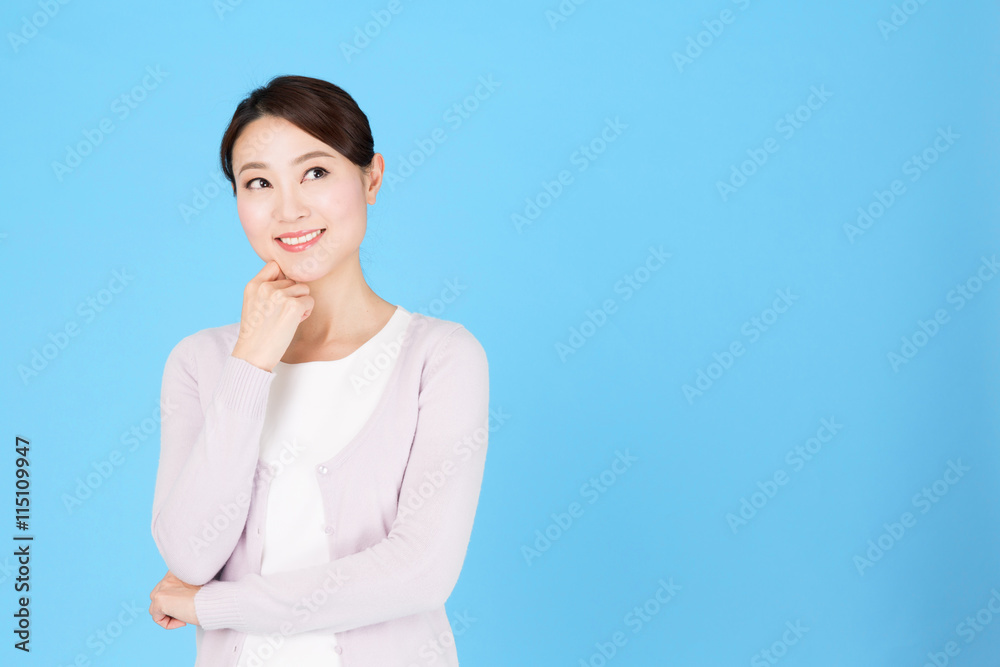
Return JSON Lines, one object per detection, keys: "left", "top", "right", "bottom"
{"left": 3, "top": 0, "right": 999, "bottom": 665}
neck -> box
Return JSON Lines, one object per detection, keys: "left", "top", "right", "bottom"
{"left": 288, "top": 255, "right": 392, "bottom": 346}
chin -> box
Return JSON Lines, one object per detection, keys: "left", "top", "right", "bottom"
{"left": 276, "top": 261, "right": 324, "bottom": 283}
{"left": 282, "top": 252, "right": 350, "bottom": 282}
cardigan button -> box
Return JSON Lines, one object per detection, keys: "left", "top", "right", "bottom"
{"left": 334, "top": 646, "right": 343, "bottom": 654}
{"left": 317, "top": 464, "right": 328, "bottom": 474}
{"left": 324, "top": 524, "right": 335, "bottom": 535}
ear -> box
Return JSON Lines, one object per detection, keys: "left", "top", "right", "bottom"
{"left": 364, "top": 153, "right": 385, "bottom": 205}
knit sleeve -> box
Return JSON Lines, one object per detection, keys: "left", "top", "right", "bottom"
{"left": 150, "top": 334, "right": 275, "bottom": 585}
{"left": 193, "top": 325, "right": 490, "bottom": 635}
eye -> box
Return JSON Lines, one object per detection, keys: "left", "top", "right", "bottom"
{"left": 242, "top": 167, "right": 327, "bottom": 191}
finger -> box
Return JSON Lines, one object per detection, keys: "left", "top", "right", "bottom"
{"left": 154, "top": 615, "right": 185, "bottom": 630}
{"left": 298, "top": 296, "right": 316, "bottom": 322}
{"left": 276, "top": 283, "right": 311, "bottom": 299}
{"left": 250, "top": 260, "right": 283, "bottom": 286}
{"left": 262, "top": 285, "right": 310, "bottom": 312}
{"left": 150, "top": 601, "right": 165, "bottom": 620}
{"left": 259, "top": 279, "right": 298, "bottom": 294}
{"left": 165, "top": 616, "right": 187, "bottom": 630}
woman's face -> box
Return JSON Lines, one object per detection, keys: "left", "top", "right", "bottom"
{"left": 231, "top": 114, "right": 379, "bottom": 283}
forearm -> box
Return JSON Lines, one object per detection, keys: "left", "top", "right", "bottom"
{"left": 152, "top": 353, "right": 274, "bottom": 585}
{"left": 194, "top": 326, "right": 490, "bottom": 634}
{"left": 194, "top": 455, "right": 484, "bottom": 635}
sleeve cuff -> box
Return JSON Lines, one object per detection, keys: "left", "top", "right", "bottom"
{"left": 214, "top": 354, "right": 275, "bottom": 421}
{"left": 195, "top": 580, "right": 246, "bottom": 631}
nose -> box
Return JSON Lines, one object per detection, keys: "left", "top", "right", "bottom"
{"left": 274, "top": 181, "right": 310, "bottom": 223}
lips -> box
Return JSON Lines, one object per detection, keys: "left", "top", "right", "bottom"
{"left": 275, "top": 228, "right": 326, "bottom": 252}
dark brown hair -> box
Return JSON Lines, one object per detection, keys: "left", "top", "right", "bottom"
{"left": 219, "top": 75, "right": 375, "bottom": 195}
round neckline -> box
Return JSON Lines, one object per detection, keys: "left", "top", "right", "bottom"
{"left": 274, "top": 305, "right": 407, "bottom": 367}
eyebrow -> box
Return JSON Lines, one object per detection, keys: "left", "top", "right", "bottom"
{"left": 237, "top": 150, "right": 336, "bottom": 176}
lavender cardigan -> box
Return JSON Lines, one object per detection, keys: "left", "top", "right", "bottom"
{"left": 150, "top": 312, "right": 489, "bottom": 666}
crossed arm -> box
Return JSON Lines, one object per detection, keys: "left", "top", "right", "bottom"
{"left": 148, "top": 326, "right": 490, "bottom": 635}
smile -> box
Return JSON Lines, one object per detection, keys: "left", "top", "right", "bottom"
{"left": 275, "top": 228, "right": 326, "bottom": 252}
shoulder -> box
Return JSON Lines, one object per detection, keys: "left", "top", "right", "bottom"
{"left": 407, "top": 312, "right": 486, "bottom": 362}
{"left": 164, "top": 322, "right": 241, "bottom": 373}
{"left": 406, "top": 313, "right": 488, "bottom": 385}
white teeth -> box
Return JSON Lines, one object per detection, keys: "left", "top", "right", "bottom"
{"left": 278, "top": 229, "right": 322, "bottom": 245}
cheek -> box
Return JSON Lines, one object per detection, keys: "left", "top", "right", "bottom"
{"left": 315, "top": 181, "right": 365, "bottom": 222}
{"left": 312, "top": 184, "right": 367, "bottom": 244}
{"left": 236, "top": 200, "right": 270, "bottom": 243}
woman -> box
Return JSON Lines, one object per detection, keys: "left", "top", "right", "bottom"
{"left": 148, "top": 75, "right": 490, "bottom": 666}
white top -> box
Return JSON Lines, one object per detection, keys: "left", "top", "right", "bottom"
{"left": 236, "top": 305, "right": 412, "bottom": 666}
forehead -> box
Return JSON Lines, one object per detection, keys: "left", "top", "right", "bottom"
{"left": 232, "top": 116, "right": 330, "bottom": 163}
